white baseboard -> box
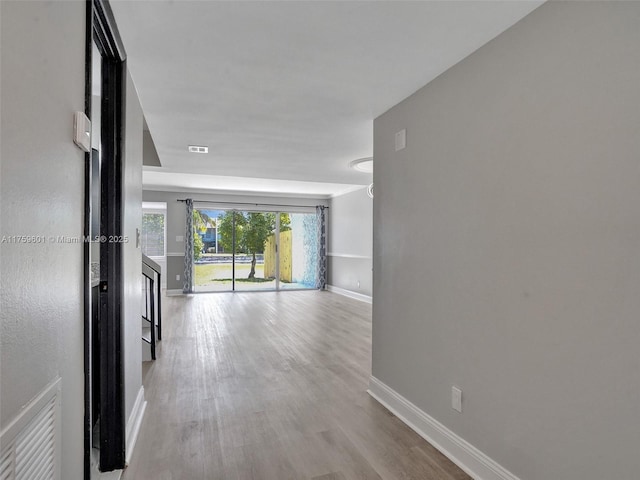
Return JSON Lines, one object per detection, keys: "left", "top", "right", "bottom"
{"left": 165, "top": 289, "right": 183, "bottom": 296}
{"left": 326, "top": 284, "right": 372, "bottom": 304}
{"left": 125, "top": 386, "right": 147, "bottom": 465}
{"left": 327, "top": 252, "right": 372, "bottom": 259}
{"left": 367, "top": 376, "right": 520, "bottom": 480}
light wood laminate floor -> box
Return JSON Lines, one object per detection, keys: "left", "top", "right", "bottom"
{"left": 123, "top": 291, "right": 470, "bottom": 480}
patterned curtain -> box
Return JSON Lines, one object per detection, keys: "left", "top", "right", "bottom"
{"left": 183, "top": 199, "right": 194, "bottom": 293}
{"left": 316, "top": 205, "right": 327, "bottom": 290}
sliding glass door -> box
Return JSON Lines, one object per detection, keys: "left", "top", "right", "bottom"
{"left": 192, "top": 205, "right": 319, "bottom": 292}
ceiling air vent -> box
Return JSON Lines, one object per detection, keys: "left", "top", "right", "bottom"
{"left": 188, "top": 145, "right": 208, "bottom": 154}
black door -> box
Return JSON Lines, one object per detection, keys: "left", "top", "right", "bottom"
{"left": 84, "top": 0, "right": 127, "bottom": 475}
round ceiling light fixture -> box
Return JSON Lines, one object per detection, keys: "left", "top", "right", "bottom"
{"left": 349, "top": 157, "right": 373, "bottom": 173}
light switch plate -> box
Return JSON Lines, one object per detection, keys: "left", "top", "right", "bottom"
{"left": 73, "top": 112, "right": 91, "bottom": 152}
{"left": 452, "top": 386, "right": 462, "bottom": 413}
{"left": 395, "top": 129, "right": 406, "bottom": 151}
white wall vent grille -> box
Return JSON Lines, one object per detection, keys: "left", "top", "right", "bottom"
{"left": 188, "top": 145, "right": 208, "bottom": 153}
{"left": 0, "top": 448, "right": 14, "bottom": 480}
{"left": 0, "top": 379, "right": 61, "bottom": 480}
{"left": 14, "top": 397, "right": 56, "bottom": 480}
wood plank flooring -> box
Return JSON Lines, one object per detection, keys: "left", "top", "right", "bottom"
{"left": 123, "top": 291, "right": 470, "bottom": 480}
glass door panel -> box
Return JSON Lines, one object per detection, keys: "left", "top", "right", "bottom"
{"left": 233, "top": 211, "right": 276, "bottom": 291}
{"left": 280, "top": 212, "right": 318, "bottom": 289}
{"left": 193, "top": 208, "right": 231, "bottom": 292}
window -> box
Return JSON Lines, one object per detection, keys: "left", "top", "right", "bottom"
{"left": 142, "top": 207, "right": 166, "bottom": 257}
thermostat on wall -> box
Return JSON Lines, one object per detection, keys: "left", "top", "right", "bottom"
{"left": 73, "top": 111, "right": 91, "bottom": 152}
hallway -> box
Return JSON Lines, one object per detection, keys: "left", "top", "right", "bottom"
{"left": 124, "top": 291, "right": 469, "bottom": 480}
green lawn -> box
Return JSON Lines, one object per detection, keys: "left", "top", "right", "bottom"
{"left": 194, "top": 262, "right": 266, "bottom": 286}
{"left": 194, "top": 259, "right": 308, "bottom": 291}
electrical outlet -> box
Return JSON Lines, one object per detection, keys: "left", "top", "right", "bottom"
{"left": 452, "top": 386, "right": 462, "bottom": 413}
{"left": 176, "top": 235, "right": 184, "bottom": 242}
{"left": 176, "top": 274, "right": 180, "bottom": 281}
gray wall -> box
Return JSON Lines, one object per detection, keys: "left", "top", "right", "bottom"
{"left": 123, "top": 72, "right": 144, "bottom": 432}
{"left": 143, "top": 190, "right": 329, "bottom": 290}
{"left": 373, "top": 3, "right": 640, "bottom": 480}
{"left": 328, "top": 187, "right": 373, "bottom": 296}
{"left": 143, "top": 130, "right": 161, "bottom": 167}
{"left": 1, "top": 2, "right": 86, "bottom": 478}
{"left": 1, "top": 4, "right": 144, "bottom": 474}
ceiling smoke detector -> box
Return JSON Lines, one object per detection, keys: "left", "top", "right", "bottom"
{"left": 188, "top": 145, "right": 208, "bottom": 154}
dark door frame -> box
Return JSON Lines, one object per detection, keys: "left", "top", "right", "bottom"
{"left": 84, "top": 0, "right": 127, "bottom": 475}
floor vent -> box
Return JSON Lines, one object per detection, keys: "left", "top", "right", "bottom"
{"left": 0, "top": 379, "right": 61, "bottom": 480}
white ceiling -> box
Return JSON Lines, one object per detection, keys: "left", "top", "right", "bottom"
{"left": 111, "top": 0, "right": 543, "bottom": 198}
